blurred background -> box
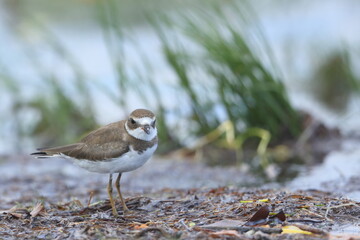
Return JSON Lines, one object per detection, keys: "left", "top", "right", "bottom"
{"left": 1, "top": 0, "right": 360, "bottom": 188}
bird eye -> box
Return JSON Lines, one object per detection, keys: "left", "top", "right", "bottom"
{"left": 130, "top": 118, "right": 136, "bottom": 124}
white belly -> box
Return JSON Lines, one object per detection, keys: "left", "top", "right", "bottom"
{"left": 68, "top": 144, "right": 157, "bottom": 174}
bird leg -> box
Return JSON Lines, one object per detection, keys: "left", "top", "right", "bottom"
{"left": 115, "top": 173, "right": 129, "bottom": 212}
{"left": 107, "top": 174, "right": 118, "bottom": 216}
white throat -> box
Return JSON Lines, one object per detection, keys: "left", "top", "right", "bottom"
{"left": 125, "top": 117, "right": 157, "bottom": 141}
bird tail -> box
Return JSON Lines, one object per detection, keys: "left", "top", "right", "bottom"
{"left": 30, "top": 143, "right": 80, "bottom": 158}
{"left": 30, "top": 151, "right": 59, "bottom": 158}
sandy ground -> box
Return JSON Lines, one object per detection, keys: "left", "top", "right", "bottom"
{"left": 1, "top": 154, "right": 360, "bottom": 239}
{"left": 0, "top": 155, "right": 259, "bottom": 207}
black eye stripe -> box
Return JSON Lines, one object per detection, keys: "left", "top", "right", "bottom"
{"left": 129, "top": 118, "right": 156, "bottom": 127}
{"left": 130, "top": 118, "right": 136, "bottom": 124}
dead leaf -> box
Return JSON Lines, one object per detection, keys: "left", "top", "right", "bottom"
{"left": 287, "top": 195, "right": 314, "bottom": 200}
{"left": 202, "top": 219, "right": 244, "bottom": 229}
{"left": 244, "top": 206, "right": 269, "bottom": 226}
{"left": 4, "top": 206, "right": 18, "bottom": 214}
{"left": 30, "top": 203, "right": 44, "bottom": 218}
{"left": 134, "top": 224, "right": 149, "bottom": 230}
{"left": 210, "top": 230, "right": 242, "bottom": 238}
{"left": 73, "top": 200, "right": 83, "bottom": 208}
{"left": 297, "top": 205, "right": 311, "bottom": 209}
{"left": 188, "top": 222, "right": 196, "bottom": 227}
{"left": 270, "top": 210, "right": 286, "bottom": 222}
{"left": 1, "top": 206, "right": 27, "bottom": 218}
{"left": 240, "top": 198, "right": 270, "bottom": 203}
{"left": 282, "top": 225, "right": 312, "bottom": 235}
{"left": 290, "top": 223, "right": 327, "bottom": 235}
{"left": 8, "top": 212, "right": 23, "bottom": 218}
{"left": 87, "top": 191, "right": 95, "bottom": 207}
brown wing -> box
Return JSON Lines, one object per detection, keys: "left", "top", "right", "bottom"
{"left": 31, "top": 120, "right": 130, "bottom": 161}
{"left": 31, "top": 143, "right": 82, "bottom": 157}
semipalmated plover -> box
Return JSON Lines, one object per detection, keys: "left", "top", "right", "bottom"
{"left": 31, "top": 109, "right": 158, "bottom": 216}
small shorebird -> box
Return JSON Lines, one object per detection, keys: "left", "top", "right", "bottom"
{"left": 31, "top": 109, "right": 158, "bottom": 216}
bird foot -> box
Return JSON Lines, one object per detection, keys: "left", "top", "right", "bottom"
{"left": 122, "top": 206, "right": 133, "bottom": 215}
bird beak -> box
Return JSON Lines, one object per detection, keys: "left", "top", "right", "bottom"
{"left": 142, "top": 125, "right": 151, "bottom": 134}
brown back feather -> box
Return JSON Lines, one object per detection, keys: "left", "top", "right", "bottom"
{"left": 38, "top": 121, "right": 130, "bottom": 161}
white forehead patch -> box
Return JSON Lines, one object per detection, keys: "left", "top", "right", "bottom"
{"left": 133, "top": 117, "right": 155, "bottom": 125}
{"left": 126, "top": 117, "right": 157, "bottom": 141}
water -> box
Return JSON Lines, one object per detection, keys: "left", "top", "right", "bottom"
{"left": 289, "top": 137, "right": 360, "bottom": 200}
